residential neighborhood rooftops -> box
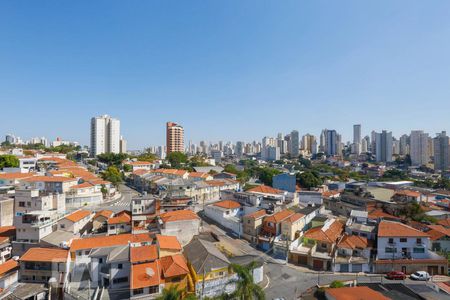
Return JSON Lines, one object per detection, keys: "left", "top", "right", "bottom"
{"left": 108, "top": 211, "right": 131, "bottom": 225}
{"left": 20, "top": 247, "right": 68, "bottom": 263}
{"left": 130, "top": 245, "right": 158, "bottom": 263}
{"left": 24, "top": 175, "right": 78, "bottom": 182}
{"left": 0, "top": 173, "right": 35, "bottom": 180}
{"left": 126, "top": 161, "right": 152, "bottom": 165}
{"left": 70, "top": 182, "right": 94, "bottom": 189}
{"left": 244, "top": 209, "right": 267, "bottom": 219}
{"left": 284, "top": 213, "right": 305, "bottom": 224}
{"left": 247, "top": 185, "right": 284, "bottom": 195}
{"left": 0, "top": 259, "right": 18, "bottom": 277}
{"left": 183, "top": 238, "right": 230, "bottom": 274}
{"left": 212, "top": 200, "right": 241, "bottom": 209}
{"left": 337, "top": 234, "right": 370, "bottom": 249}
{"left": 264, "top": 209, "right": 294, "bottom": 223}
{"left": 159, "top": 209, "right": 199, "bottom": 223}
{"left": 304, "top": 219, "right": 344, "bottom": 243}
{"left": 93, "top": 210, "right": 114, "bottom": 219}
{"left": 65, "top": 210, "right": 91, "bottom": 223}
{"left": 131, "top": 261, "right": 163, "bottom": 289}
{"left": 378, "top": 220, "right": 429, "bottom": 238}
{"left": 160, "top": 254, "right": 189, "bottom": 277}
{"left": 70, "top": 233, "right": 152, "bottom": 251}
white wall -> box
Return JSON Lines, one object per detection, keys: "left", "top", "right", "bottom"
{"left": 378, "top": 236, "right": 430, "bottom": 259}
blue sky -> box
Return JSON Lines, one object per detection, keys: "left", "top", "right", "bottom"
{"left": 2, "top": 1, "right": 450, "bottom": 149}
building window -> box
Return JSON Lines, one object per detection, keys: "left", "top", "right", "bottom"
{"left": 110, "top": 226, "right": 115, "bottom": 230}
{"left": 385, "top": 247, "right": 396, "bottom": 253}
{"left": 413, "top": 247, "right": 425, "bottom": 253}
{"left": 85, "top": 251, "right": 89, "bottom": 255}
{"left": 149, "top": 286, "right": 159, "bottom": 294}
{"left": 60, "top": 224, "right": 65, "bottom": 229}
{"left": 133, "top": 289, "right": 143, "bottom": 295}
{"left": 99, "top": 258, "right": 103, "bottom": 264}
{"left": 19, "top": 202, "right": 25, "bottom": 207}
{"left": 416, "top": 238, "right": 422, "bottom": 244}
{"left": 118, "top": 263, "right": 123, "bottom": 269}
{"left": 400, "top": 238, "right": 407, "bottom": 243}
{"left": 388, "top": 238, "right": 394, "bottom": 244}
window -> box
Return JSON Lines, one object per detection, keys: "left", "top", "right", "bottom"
{"left": 416, "top": 238, "right": 422, "bottom": 244}
{"left": 110, "top": 226, "right": 115, "bottom": 230}
{"left": 149, "top": 286, "right": 159, "bottom": 294}
{"left": 85, "top": 251, "right": 89, "bottom": 255}
{"left": 113, "top": 277, "right": 128, "bottom": 284}
{"left": 117, "top": 263, "right": 123, "bottom": 269}
{"left": 413, "top": 247, "right": 425, "bottom": 253}
{"left": 400, "top": 238, "right": 407, "bottom": 243}
{"left": 385, "top": 247, "right": 396, "bottom": 253}
{"left": 60, "top": 224, "right": 65, "bottom": 229}
{"left": 99, "top": 258, "right": 103, "bottom": 264}
{"left": 19, "top": 202, "right": 25, "bottom": 207}
{"left": 388, "top": 238, "right": 394, "bottom": 244}
{"left": 27, "top": 202, "right": 31, "bottom": 207}
{"left": 133, "top": 289, "right": 143, "bottom": 295}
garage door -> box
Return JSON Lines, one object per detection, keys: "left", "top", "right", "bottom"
{"left": 298, "top": 255, "right": 307, "bottom": 265}
{"left": 313, "top": 260, "right": 323, "bottom": 270}
{"left": 352, "top": 264, "right": 362, "bottom": 272}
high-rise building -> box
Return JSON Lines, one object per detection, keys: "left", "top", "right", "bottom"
{"left": 325, "top": 130, "right": 339, "bottom": 156}
{"left": 375, "top": 130, "right": 393, "bottom": 163}
{"left": 90, "top": 115, "right": 121, "bottom": 157}
{"left": 361, "top": 137, "right": 368, "bottom": 153}
{"left": 301, "top": 134, "right": 316, "bottom": 154}
{"left": 433, "top": 131, "right": 449, "bottom": 172}
{"left": 353, "top": 124, "right": 362, "bottom": 154}
{"left": 235, "top": 141, "right": 244, "bottom": 158}
{"left": 410, "top": 130, "right": 429, "bottom": 166}
{"left": 119, "top": 136, "right": 127, "bottom": 154}
{"left": 399, "top": 134, "right": 410, "bottom": 156}
{"left": 166, "top": 122, "right": 184, "bottom": 155}
{"left": 290, "top": 130, "right": 300, "bottom": 157}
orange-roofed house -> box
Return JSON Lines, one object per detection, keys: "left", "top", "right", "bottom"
{"left": 0, "top": 259, "right": 19, "bottom": 290}
{"left": 130, "top": 245, "right": 159, "bottom": 264}
{"left": 158, "top": 210, "right": 200, "bottom": 245}
{"left": 0, "top": 172, "right": 35, "bottom": 187}
{"left": 392, "top": 189, "right": 422, "bottom": 203}
{"left": 151, "top": 169, "right": 189, "bottom": 179}
{"left": 289, "top": 219, "right": 344, "bottom": 271}
{"left": 130, "top": 260, "right": 163, "bottom": 298}
{"left": 107, "top": 211, "right": 132, "bottom": 235}
{"left": 58, "top": 209, "right": 92, "bottom": 234}
{"left": 325, "top": 286, "right": 390, "bottom": 300}
{"left": 375, "top": 220, "right": 448, "bottom": 275}
{"left": 427, "top": 225, "right": 450, "bottom": 252}
{"left": 19, "top": 247, "right": 69, "bottom": 284}
{"left": 258, "top": 209, "right": 295, "bottom": 251}
{"left": 188, "top": 172, "right": 213, "bottom": 181}
{"left": 125, "top": 161, "right": 155, "bottom": 172}
{"left": 92, "top": 210, "right": 114, "bottom": 232}
{"left": 204, "top": 200, "right": 243, "bottom": 236}
{"left": 159, "top": 254, "right": 190, "bottom": 291}
{"left": 156, "top": 235, "right": 182, "bottom": 257}
{"left": 334, "top": 233, "right": 372, "bottom": 273}
{"left": 22, "top": 175, "right": 78, "bottom": 193}
{"left": 242, "top": 209, "right": 267, "bottom": 244}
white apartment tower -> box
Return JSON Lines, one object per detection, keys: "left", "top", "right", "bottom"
{"left": 410, "top": 130, "right": 430, "bottom": 166}
{"left": 90, "top": 115, "right": 121, "bottom": 157}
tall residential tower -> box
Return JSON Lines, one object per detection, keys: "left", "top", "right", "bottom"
{"left": 90, "top": 115, "right": 121, "bottom": 157}
{"left": 166, "top": 122, "right": 184, "bottom": 155}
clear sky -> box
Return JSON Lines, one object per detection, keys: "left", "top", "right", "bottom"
{"left": 2, "top": 1, "right": 450, "bottom": 149}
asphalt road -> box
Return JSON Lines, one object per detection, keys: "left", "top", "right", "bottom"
{"left": 87, "top": 184, "right": 138, "bottom": 212}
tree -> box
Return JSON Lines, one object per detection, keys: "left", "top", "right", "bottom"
{"left": 298, "top": 157, "right": 312, "bottom": 169}
{"left": 0, "top": 155, "right": 19, "bottom": 169}
{"left": 97, "top": 153, "right": 128, "bottom": 167}
{"left": 296, "top": 171, "right": 322, "bottom": 189}
{"left": 257, "top": 168, "right": 281, "bottom": 186}
{"left": 156, "top": 285, "right": 183, "bottom": 300}
{"left": 224, "top": 164, "right": 239, "bottom": 174}
{"left": 101, "top": 166, "right": 122, "bottom": 187}
{"left": 329, "top": 280, "right": 344, "bottom": 288}
{"left": 231, "top": 262, "right": 265, "bottom": 300}
{"left": 166, "top": 152, "right": 188, "bottom": 169}
{"left": 123, "top": 164, "right": 133, "bottom": 172}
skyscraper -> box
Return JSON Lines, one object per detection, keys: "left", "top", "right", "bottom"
{"left": 410, "top": 130, "right": 429, "bottom": 166}
{"left": 353, "top": 124, "right": 361, "bottom": 154}
{"left": 325, "top": 130, "right": 338, "bottom": 156}
{"left": 166, "top": 122, "right": 184, "bottom": 155}
{"left": 235, "top": 141, "right": 244, "bottom": 158}
{"left": 290, "top": 130, "right": 300, "bottom": 157}
{"left": 375, "top": 130, "right": 393, "bottom": 163}
{"left": 433, "top": 131, "right": 449, "bottom": 172}
{"left": 301, "top": 134, "right": 316, "bottom": 154}
{"left": 90, "top": 115, "right": 121, "bottom": 157}
{"left": 399, "top": 134, "right": 410, "bottom": 156}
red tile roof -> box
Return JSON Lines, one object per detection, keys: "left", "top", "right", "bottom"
{"left": 20, "top": 247, "right": 68, "bottom": 263}
{"left": 71, "top": 182, "right": 94, "bottom": 189}
{"left": 131, "top": 261, "right": 163, "bottom": 289}
{"left": 304, "top": 220, "right": 344, "bottom": 243}
{"left": 427, "top": 225, "right": 450, "bottom": 240}
{"left": 213, "top": 200, "right": 241, "bottom": 209}
{"left": 283, "top": 213, "right": 305, "bottom": 224}
{"left": 189, "top": 172, "right": 210, "bottom": 179}
{"left": 160, "top": 254, "right": 189, "bottom": 278}
{"left": 127, "top": 161, "right": 152, "bottom": 166}
{"left": 244, "top": 210, "right": 267, "bottom": 219}
{"left": 247, "top": 185, "right": 284, "bottom": 195}
{"left": 326, "top": 286, "right": 390, "bottom": 300}
{"left": 378, "top": 220, "right": 429, "bottom": 238}
{"left": 24, "top": 176, "right": 78, "bottom": 183}
{"left": 70, "top": 233, "right": 152, "bottom": 251}
{"left": 93, "top": 210, "right": 114, "bottom": 219}
{"left": 437, "top": 218, "right": 450, "bottom": 227}
{"left": 0, "top": 259, "right": 18, "bottom": 277}
{"left": 394, "top": 190, "right": 421, "bottom": 198}
{"left": 156, "top": 235, "right": 182, "bottom": 251}
{"left": 108, "top": 211, "right": 131, "bottom": 225}
{"left": 130, "top": 245, "right": 158, "bottom": 263}
{"left": 337, "top": 234, "right": 369, "bottom": 250}
{"left": 264, "top": 209, "right": 294, "bottom": 224}
{"left": 159, "top": 210, "right": 199, "bottom": 223}
{"left": 65, "top": 210, "right": 91, "bottom": 223}
{"left": 0, "top": 173, "right": 35, "bottom": 180}
{"left": 367, "top": 209, "right": 399, "bottom": 220}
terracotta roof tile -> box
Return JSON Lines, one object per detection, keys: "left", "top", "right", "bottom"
{"left": 0, "top": 173, "right": 35, "bottom": 180}
{"left": 247, "top": 185, "right": 284, "bottom": 195}
{"left": 0, "top": 259, "right": 18, "bottom": 277}
{"left": 264, "top": 209, "right": 294, "bottom": 224}
{"left": 93, "top": 210, "right": 114, "bottom": 219}
{"left": 130, "top": 245, "right": 158, "bottom": 263}
{"left": 394, "top": 189, "right": 421, "bottom": 198}
{"left": 24, "top": 176, "right": 78, "bottom": 183}
{"left": 108, "top": 211, "right": 131, "bottom": 225}
{"left": 131, "top": 261, "right": 163, "bottom": 289}
{"left": 304, "top": 220, "right": 344, "bottom": 243}
{"left": 378, "top": 220, "right": 429, "bottom": 238}
{"left": 159, "top": 210, "right": 199, "bottom": 223}
{"left": 160, "top": 254, "right": 189, "bottom": 278}
{"left": 65, "top": 210, "right": 91, "bottom": 223}
{"left": 244, "top": 210, "right": 267, "bottom": 219}
{"left": 337, "top": 234, "right": 369, "bottom": 249}
{"left": 127, "top": 161, "right": 152, "bottom": 166}
{"left": 156, "top": 235, "right": 181, "bottom": 251}
{"left": 437, "top": 218, "right": 450, "bottom": 227}
{"left": 283, "top": 213, "right": 305, "bottom": 224}
{"left": 20, "top": 247, "right": 68, "bottom": 263}
{"left": 212, "top": 200, "right": 241, "bottom": 209}
{"left": 70, "top": 233, "right": 152, "bottom": 251}
{"left": 326, "top": 286, "right": 390, "bottom": 300}
{"left": 71, "top": 182, "right": 94, "bottom": 189}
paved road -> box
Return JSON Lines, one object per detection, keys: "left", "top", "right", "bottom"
{"left": 88, "top": 184, "right": 138, "bottom": 212}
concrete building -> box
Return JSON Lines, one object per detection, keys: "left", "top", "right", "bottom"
{"left": 433, "top": 131, "right": 449, "bottom": 172}
{"left": 301, "top": 134, "right": 316, "bottom": 154}
{"left": 290, "top": 130, "right": 300, "bottom": 157}
{"left": 272, "top": 173, "right": 296, "bottom": 193}
{"left": 410, "top": 130, "right": 430, "bottom": 166}
{"left": 166, "top": 122, "right": 184, "bottom": 155}
{"left": 353, "top": 124, "right": 361, "bottom": 155}
{"left": 399, "top": 134, "right": 409, "bottom": 156}
{"left": 0, "top": 197, "right": 13, "bottom": 227}
{"left": 90, "top": 115, "right": 121, "bottom": 156}
{"left": 375, "top": 130, "right": 393, "bottom": 163}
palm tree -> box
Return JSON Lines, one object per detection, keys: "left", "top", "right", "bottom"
{"left": 231, "top": 262, "right": 265, "bottom": 300}
{"left": 156, "top": 285, "right": 182, "bottom": 300}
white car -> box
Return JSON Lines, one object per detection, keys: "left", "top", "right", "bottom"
{"left": 410, "top": 271, "right": 431, "bottom": 281}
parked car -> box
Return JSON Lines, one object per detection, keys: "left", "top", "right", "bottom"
{"left": 386, "top": 271, "right": 406, "bottom": 280}
{"left": 410, "top": 271, "right": 430, "bottom": 281}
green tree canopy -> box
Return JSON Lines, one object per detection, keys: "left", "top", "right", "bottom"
{"left": 166, "top": 152, "right": 188, "bottom": 169}
{"left": 97, "top": 153, "right": 128, "bottom": 167}
{"left": 0, "top": 155, "right": 19, "bottom": 169}
{"left": 101, "top": 166, "right": 123, "bottom": 187}
{"left": 258, "top": 167, "right": 282, "bottom": 186}
{"left": 297, "top": 171, "right": 323, "bottom": 189}
{"left": 329, "top": 280, "right": 345, "bottom": 288}
{"left": 224, "top": 164, "right": 239, "bottom": 174}
{"left": 231, "top": 262, "right": 265, "bottom": 300}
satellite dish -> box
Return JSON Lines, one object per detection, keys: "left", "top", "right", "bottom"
{"left": 146, "top": 267, "right": 154, "bottom": 277}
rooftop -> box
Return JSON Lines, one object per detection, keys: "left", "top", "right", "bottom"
{"left": 156, "top": 234, "right": 182, "bottom": 251}
{"left": 20, "top": 247, "right": 68, "bottom": 263}
{"left": 159, "top": 209, "right": 199, "bottom": 223}
{"left": 378, "top": 220, "right": 429, "bottom": 238}
{"left": 70, "top": 233, "right": 152, "bottom": 251}
{"left": 212, "top": 200, "right": 241, "bottom": 209}
{"left": 325, "top": 286, "right": 390, "bottom": 300}
{"left": 247, "top": 185, "right": 284, "bottom": 195}
{"left": 130, "top": 245, "right": 158, "bottom": 263}
{"left": 65, "top": 210, "right": 91, "bottom": 223}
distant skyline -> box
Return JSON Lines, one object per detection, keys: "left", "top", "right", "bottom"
{"left": 2, "top": 1, "right": 450, "bottom": 148}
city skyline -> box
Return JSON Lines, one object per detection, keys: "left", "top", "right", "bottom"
{"left": 2, "top": 1, "right": 450, "bottom": 148}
